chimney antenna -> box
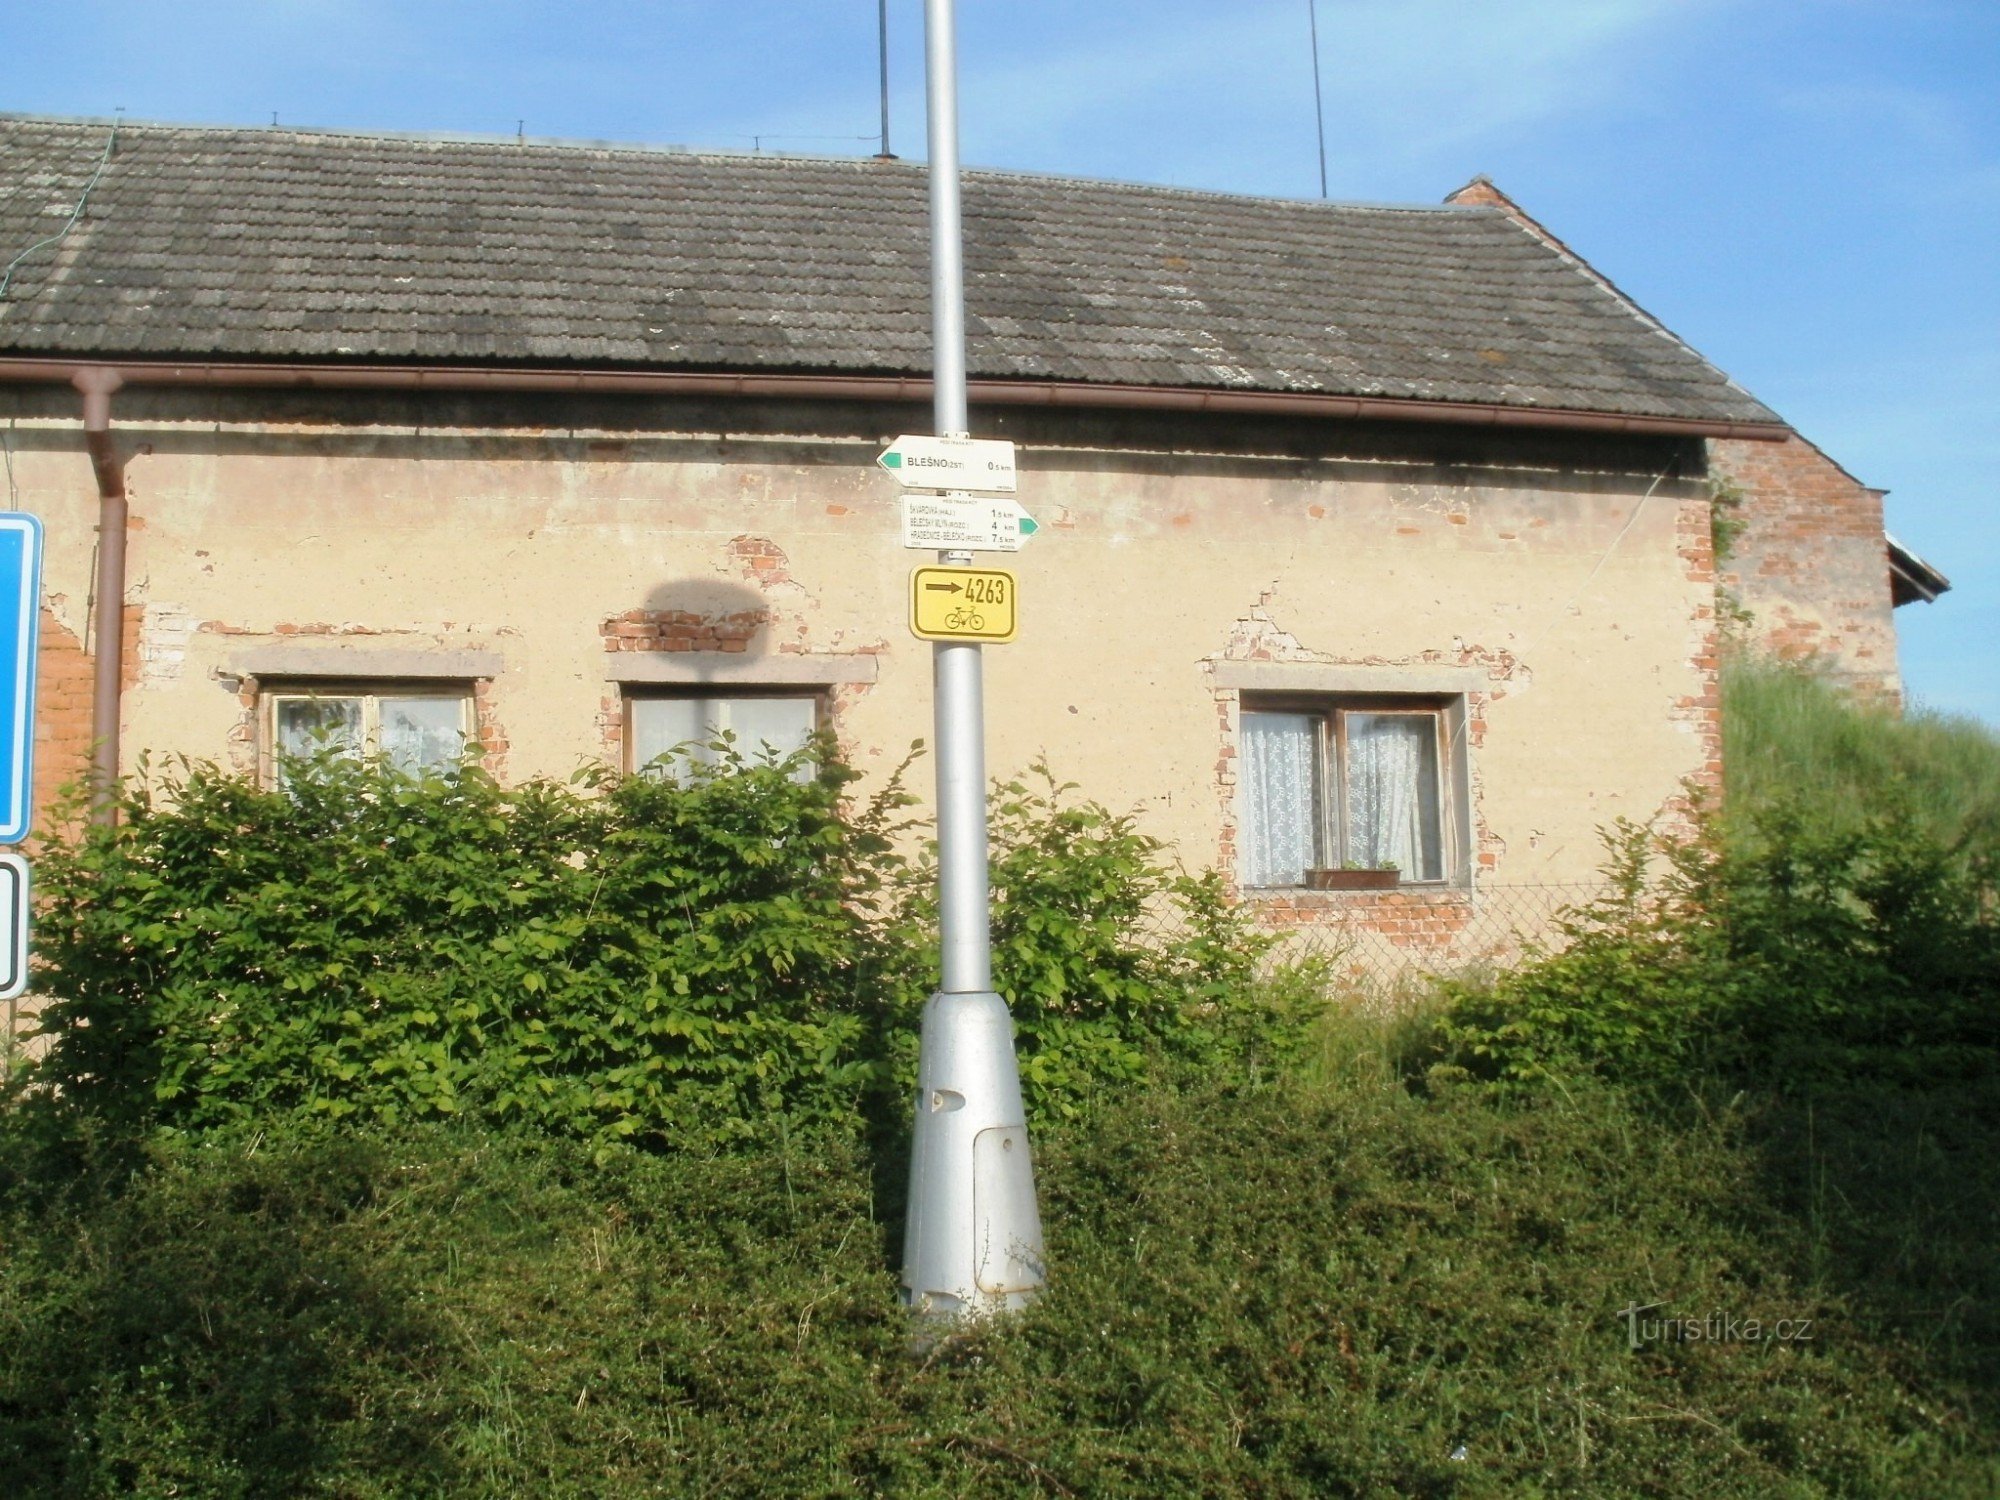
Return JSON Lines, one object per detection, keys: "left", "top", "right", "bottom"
{"left": 876, "top": 0, "right": 895, "bottom": 157}
{"left": 1307, "top": 0, "right": 1328, "bottom": 198}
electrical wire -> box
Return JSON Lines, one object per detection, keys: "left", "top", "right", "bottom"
{"left": 0, "top": 119, "right": 120, "bottom": 302}
{"left": 1514, "top": 458, "right": 1680, "bottom": 661}
{"left": 1436, "top": 458, "right": 1682, "bottom": 772}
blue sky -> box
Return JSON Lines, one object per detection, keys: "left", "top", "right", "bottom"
{"left": 8, "top": 0, "right": 1996, "bottom": 722}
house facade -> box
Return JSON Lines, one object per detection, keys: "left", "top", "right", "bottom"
{"left": 0, "top": 116, "right": 1939, "bottom": 968}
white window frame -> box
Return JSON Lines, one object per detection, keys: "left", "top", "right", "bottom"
{"left": 623, "top": 688, "right": 827, "bottom": 779}
{"left": 1239, "top": 693, "right": 1466, "bottom": 888}
{"left": 261, "top": 681, "right": 475, "bottom": 785}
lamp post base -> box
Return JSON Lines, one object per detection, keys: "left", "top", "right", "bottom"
{"left": 900, "top": 989, "right": 1046, "bottom": 1318}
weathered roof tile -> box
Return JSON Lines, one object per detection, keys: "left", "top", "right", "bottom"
{"left": 0, "top": 116, "right": 1776, "bottom": 424}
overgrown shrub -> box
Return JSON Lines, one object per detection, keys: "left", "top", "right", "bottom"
{"left": 1435, "top": 660, "right": 1999, "bottom": 1092}
{"left": 21, "top": 749, "right": 1318, "bottom": 1149}
{"left": 27, "top": 747, "right": 896, "bottom": 1152}
{"left": 871, "top": 766, "right": 1324, "bottom": 1119}
{"left": 3, "top": 1087, "right": 1990, "bottom": 1496}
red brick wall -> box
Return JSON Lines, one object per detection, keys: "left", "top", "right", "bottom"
{"left": 30, "top": 606, "right": 94, "bottom": 845}
{"left": 27, "top": 599, "right": 142, "bottom": 842}
{"left": 1709, "top": 435, "right": 1899, "bottom": 699}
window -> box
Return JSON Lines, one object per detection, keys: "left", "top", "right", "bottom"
{"left": 626, "top": 691, "right": 820, "bottom": 779}
{"left": 1238, "top": 697, "right": 1463, "bottom": 887}
{"left": 265, "top": 684, "right": 472, "bottom": 782}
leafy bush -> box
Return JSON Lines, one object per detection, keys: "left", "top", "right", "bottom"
{"left": 2, "top": 1086, "right": 1991, "bottom": 1496}
{"left": 1432, "top": 817, "right": 1737, "bottom": 1088}
{"left": 1434, "top": 660, "right": 2000, "bottom": 1092}
{"left": 27, "top": 747, "right": 897, "bottom": 1152}
{"left": 22, "top": 750, "right": 1319, "bottom": 1149}
{"left": 871, "top": 766, "right": 1324, "bottom": 1119}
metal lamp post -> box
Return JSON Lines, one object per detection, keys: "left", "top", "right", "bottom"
{"left": 898, "top": 0, "right": 1046, "bottom": 1321}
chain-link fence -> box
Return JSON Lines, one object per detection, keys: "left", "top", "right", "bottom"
{"left": 1263, "top": 881, "right": 1610, "bottom": 987}
{"left": 1155, "top": 881, "right": 1611, "bottom": 991}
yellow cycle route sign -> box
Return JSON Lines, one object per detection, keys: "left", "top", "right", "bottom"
{"left": 910, "top": 565, "right": 1017, "bottom": 643}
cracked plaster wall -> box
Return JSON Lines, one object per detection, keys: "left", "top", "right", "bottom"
{"left": 11, "top": 391, "right": 1724, "bottom": 889}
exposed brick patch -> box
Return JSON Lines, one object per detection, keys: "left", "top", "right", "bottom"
{"left": 30, "top": 604, "right": 94, "bottom": 846}
{"left": 1443, "top": 176, "right": 1512, "bottom": 211}
{"left": 263, "top": 622, "right": 385, "bottom": 637}
{"left": 471, "top": 679, "right": 509, "bottom": 781}
{"left": 1709, "top": 434, "right": 1900, "bottom": 701}
{"left": 1256, "top": 885, "right": 1477, "bottom": 953}
{"left": 117, "top": 602, "right": 143, "bottom": 694}
{"left": 599, "top": 608, "right": 769, "bottom": 656}
{"left": 136, "top": 603, "right": 194, "bottom": 688}
{"left": 1212, "top": 688, "right": 1241, "bottom": 879}
{"left": 598, "top": 687, "right": 623, "bottom": 768}
{"left": 1221, "top": 605, "right": 1316, "bottom": 663}
{"left": 599, "top": 580, "right": 778, "bottom": 763}
{"left": 729, "top": 535, "right": 795, "bottom": 589}
{"left": 225, "top": 675, "right": 260, "bottom": 777}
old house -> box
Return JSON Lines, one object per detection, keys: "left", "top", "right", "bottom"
{"left": 0, "top": 116, "right": 1943, "bottom": 967}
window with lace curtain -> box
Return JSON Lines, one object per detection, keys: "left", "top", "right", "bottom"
{"left": 1237, "top": 697, "right": 1463, "bottom": 888}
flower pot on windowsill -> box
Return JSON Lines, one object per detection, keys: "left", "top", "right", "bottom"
{"left": 1303, "top": 867, "right": 1400, "bottom": 891}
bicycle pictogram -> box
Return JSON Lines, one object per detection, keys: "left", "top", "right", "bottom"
{"left": 943, "top": 608, "right": 986, "bottom": 632}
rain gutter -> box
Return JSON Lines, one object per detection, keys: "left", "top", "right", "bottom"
{"left": 0, "top": 357, "right": 1794, "bottom": 443}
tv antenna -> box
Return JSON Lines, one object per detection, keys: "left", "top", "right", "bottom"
{"left": 1307, "top": 0, "right": 1328, "bottom": 198}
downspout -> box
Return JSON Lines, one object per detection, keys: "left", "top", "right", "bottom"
{"left": 74, "top": 368, "right": 125, "bottom": 823}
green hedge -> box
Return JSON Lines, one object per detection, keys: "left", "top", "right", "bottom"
{"left": 2, "top": 1084, "right": 1991, "bottom": 1496}
{"left": 21, "top": 747, "right": 1317, "bottom": 1151}
{"left": 1433, "top": 660, "right": 2000, "bottom": 1092}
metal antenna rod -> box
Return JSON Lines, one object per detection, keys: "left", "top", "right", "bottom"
{"left": 877, "top": 0, "right": 893, "bottom": 157}
{"left": 1308, "top": 0, "right": 1328, "bottom": 199}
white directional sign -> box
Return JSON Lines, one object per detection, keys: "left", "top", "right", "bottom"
{"left": 0, "top": 853, "right": 25, "bottom": 1001}
{"left": 877, "top": 435, "right": 1017, "bottom": 493}
{"left": 901, "top": 493, "right": 1039, "bottom": 553}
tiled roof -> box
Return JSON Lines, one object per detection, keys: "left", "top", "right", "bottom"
{"left": 0, "top": 115, "right": 1779, "bottom": 425}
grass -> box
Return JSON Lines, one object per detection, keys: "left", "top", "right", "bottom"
{"left": 1722, "top": 654, "right": 2000, "bottom": 851}
{"left": 1, "top": 1053, "right": 1993, "bottom": 1497}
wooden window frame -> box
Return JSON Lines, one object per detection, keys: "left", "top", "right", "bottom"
{"left": 621, "top": 687, "right": 829, "bottom": 778}
{"left": 1240, "top": 692, "right": 1464, "bottom": 887}
{"left": 260, "top": 680, "right": 475, "bottom": 786}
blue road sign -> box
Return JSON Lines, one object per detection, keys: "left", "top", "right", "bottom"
{"left": 0, "top": 513, "right": 43, "bottom": 845}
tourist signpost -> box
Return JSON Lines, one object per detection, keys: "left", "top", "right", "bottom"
{"left": 899, "top": 491, "right": 1037, "bottom": 553}
{"left": 877, "top": 434, "right": 1018, "bottom": 492}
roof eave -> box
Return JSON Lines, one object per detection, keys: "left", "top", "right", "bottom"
{"left": 0, "top": 356, "right": 1792, "bottom": 442}
{"left": 1887, "top": 532, "right": 1951, "bottom": 605}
